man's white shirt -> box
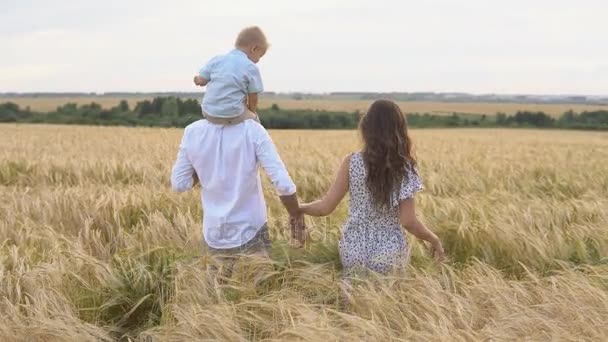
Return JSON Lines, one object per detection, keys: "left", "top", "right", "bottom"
{"left": 171, "top": 119, "right": 296, "bottom": 249}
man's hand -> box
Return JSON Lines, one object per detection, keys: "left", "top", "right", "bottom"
{"left": 280, "top": 193, "right": 306, "bottom": 247}
{"left": 289, "top": 213, "right": 306, "bottom": 247}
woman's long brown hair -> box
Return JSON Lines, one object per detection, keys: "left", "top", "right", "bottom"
{"left": 359, "top": 99, "right": 416, "bottom": 209}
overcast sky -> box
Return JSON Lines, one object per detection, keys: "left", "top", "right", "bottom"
{"left": 1, "top": 0, "right": 607, "bottom": 94}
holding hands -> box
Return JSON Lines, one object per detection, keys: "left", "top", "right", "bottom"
{"left": 289, "top": 212, "right": 306, "bottom": 247}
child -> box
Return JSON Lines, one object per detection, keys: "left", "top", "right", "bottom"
{"left": 193, "top": 26, "right": 268, "bottom": 123}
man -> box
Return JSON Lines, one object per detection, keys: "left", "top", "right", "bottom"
{"left": 171, "top": 115, "right": 305, "bottom": 257}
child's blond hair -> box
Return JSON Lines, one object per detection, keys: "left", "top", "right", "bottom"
{"left": 235, "top": 26, "right": 269, "bottom": 49}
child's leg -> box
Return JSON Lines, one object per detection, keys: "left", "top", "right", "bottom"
{"left": 244, "top": 109, "right": 260, "bottom": 122}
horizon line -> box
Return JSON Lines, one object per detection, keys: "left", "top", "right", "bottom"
{"left": 1, "top": 91, "right": 608, "bottom": 98}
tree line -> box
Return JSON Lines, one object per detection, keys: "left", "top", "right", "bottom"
{"left": 1, "top": 97, "right": 607, "bottom": 130}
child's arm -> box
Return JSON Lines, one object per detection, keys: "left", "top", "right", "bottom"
{"left": 247, "top": 93, "right": 258, "bottom": 113}
{"left": 195, "top": 56, "right": 218, "bottom": 87}
{"left": 299, "top": 155, "right": 350, "bottom": 216}
{"left": 193, "top": 75, "right": 208, "bottom": 87}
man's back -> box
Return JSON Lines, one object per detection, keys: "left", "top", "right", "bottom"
{"left": 171, "top": 119, "right": 295, "bottom": 249}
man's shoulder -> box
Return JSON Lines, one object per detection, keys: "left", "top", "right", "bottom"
{"left": 243, "top": 121, "right": 272, "bottom": 146}
{"left": 184, "top": 119, "right": 207, "bottom": 135}
{"left": 244, "top": 119, "right": 267, "bottom": 133}
{"left": 185, "top": 119, "right": 263, "bottom": 135}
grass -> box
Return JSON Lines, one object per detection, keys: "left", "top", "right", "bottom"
{"left": 0, "top": 124, "right": 607, "bottom": 340}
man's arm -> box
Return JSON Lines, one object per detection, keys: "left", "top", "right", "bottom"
{"left": 171, "top": 128, "right": 196, "bottom": 192}
{"left": 255, "top": 127, "right": 305, "bottom": 244}
{"left": 280, "top": 193, "right": 306, "bottom": 245}
{"left": 247, "top": 93, "right": 258, "bottom": 113}
{"left": 255, "top": 128, "right": 296, "bottom": 196}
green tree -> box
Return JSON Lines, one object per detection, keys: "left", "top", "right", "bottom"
{"left": 0, "top": 102, "right": 20, "bottom": 122}
{"left": 119, "top": 100, "right": 130, "bottom": 112}
{"left": 160, "top": 97, "right": 179, "bottom": 117}
{"left": 178, "top": 98, "right": 201, "bottom": 116}
{"left": 135, "top": 100, "right": 154, "bottom": 117}
{"left": 496, "top": 112, "right": 507, "bottom": 125}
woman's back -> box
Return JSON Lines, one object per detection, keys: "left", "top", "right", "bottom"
{"left": 340, "top": 152, "right": 422, "bottom": 277}
{"left": 346, "top": 152, "right": 422, "bottom": 227}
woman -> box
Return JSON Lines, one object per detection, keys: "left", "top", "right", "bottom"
{"left": 300, "top": 99, "right": 445, "bottom": 277}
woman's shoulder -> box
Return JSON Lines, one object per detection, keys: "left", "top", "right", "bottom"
{"left": 346, "top": 151, "right": 363, "bottom": 166}
{"left": 405, "top": 159, "right": 419, "bottom": 173}
{"left": 345, "top": 152, "right": 366, "bottom": 177}
{"left": 349, "top": 151, "right": 363, "bottom": 160}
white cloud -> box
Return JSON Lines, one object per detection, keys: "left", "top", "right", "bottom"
{"left": 0, "top": 63, "right": 66, "bottom": 79}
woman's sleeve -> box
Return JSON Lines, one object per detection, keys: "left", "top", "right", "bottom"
{"left": 398, "top": 164, "right": 424, "bottom": 201}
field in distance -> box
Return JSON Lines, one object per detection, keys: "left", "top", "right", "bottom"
{"left": 2, "top": 94, "right": 608, "bottom": 116}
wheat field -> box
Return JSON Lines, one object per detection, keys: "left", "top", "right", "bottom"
{"left": 1, "top": 124, "right": 607, "bottom": 341}
{"left": 2, "top": 95, "right": 607, "bottom": 116}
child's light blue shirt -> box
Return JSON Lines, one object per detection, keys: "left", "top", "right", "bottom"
{"left": 199, "top": 49, "right": 264, "bottom": 118}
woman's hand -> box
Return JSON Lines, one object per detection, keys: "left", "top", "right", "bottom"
{"left": 429, "top": 239, "right": 446, "bottom": 262}
{"left": 298, "top": 203, "right": 311, "bottom": 214}
{"left": 298, "top": 202, "right": 325, "bottom": 216}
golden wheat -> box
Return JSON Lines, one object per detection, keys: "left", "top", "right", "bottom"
{"left": 1, "top": 124, "right": 607, "bottom": 341}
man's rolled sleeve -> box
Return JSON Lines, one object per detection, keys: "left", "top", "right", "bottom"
{"left": 254, "top": 126, "right": 296, "bottom": 196}
{"left": 171, "top": 130, "right": 195, "bottom": 192}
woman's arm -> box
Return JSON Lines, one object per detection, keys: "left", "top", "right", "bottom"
{"left": 300, "top": 155, "right": 350, "bottom": 216}
{"left": 399, "top": 198, "right": 445, "bottom": 261}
